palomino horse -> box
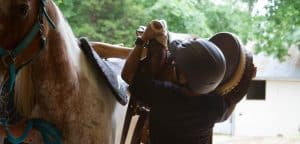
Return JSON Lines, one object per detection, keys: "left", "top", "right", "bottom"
{"left": 0, "top": 0, "right": 131, "bottom": 143}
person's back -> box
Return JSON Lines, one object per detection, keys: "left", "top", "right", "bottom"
{"left": 150, "top": 89, "right": 226, "bottom": 144}
{"left": 128, "top": 38, "right": 227, "bottom": 143}
{"left": 122, "top": 20, "right": 256, "bottom": 144}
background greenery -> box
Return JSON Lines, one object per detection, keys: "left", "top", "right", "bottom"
{"left": 55, "top": 0, "right": 300, "bottom": 61}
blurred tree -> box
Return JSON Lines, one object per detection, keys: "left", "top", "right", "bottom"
{"left": 54, "top": 0, "right": 299, "bottom": 60}
{"left": 55, "top": 0, "right": 254, "bottom": 47}
{"left": 56, "top": 0, "right": 151, "bottom": 46}
{"left": 254, "top": 0, "right": 300, "bottom": 60}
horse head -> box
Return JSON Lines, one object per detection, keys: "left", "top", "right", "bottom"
{"left": 0, "top": 0, "right": 56, "bottom": 65}
{"left": 0, "top": 0, "right": 59, "bottom": 118}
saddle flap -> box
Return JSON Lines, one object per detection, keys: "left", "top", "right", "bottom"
{"left": 79, "top": 37, "right": 128, "bottom": 105}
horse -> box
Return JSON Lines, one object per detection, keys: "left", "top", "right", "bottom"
{"left": 0, "top": 0, "right": 131, "bottom": 143}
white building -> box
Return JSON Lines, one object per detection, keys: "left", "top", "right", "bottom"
{"left": 214, "top": 48, "right": 300, "bottom": 137}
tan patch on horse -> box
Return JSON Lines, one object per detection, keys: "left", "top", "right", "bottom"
{"left": 0, "top": 0, "right": 10, "bottom": 15}
{"left": 0, "top": 24, "right": 3, "bottom": 31}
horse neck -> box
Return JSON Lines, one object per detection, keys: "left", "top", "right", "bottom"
{"left": 14, "top": 5, "right": 82, "bottom": 117}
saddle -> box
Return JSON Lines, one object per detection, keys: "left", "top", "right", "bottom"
{"left": 120, "top": 30, "right": 254, "bottom": 144}
{"left": 79, "top": 37, "right": 128, "bottom": 105}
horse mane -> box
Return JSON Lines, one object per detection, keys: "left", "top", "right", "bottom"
{"left": 15, "top": 66, "right": 35, "bottom": 116}
{"left": 14, "top": 1, "right": 81, "bottom": 117}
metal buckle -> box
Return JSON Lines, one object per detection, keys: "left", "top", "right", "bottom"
{"left": 0, "top": 54, "right": 15, "bottom": 69}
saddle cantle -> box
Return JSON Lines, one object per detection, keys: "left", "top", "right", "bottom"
{"left": 79, "top": 37, "right": 128, "bottom": 105}
{"left": 209, "top": 32, "right": 249, "bottom": 96}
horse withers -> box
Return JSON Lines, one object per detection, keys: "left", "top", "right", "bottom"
{"left": 0, "top": 0, "right": 131, "bottom": 143}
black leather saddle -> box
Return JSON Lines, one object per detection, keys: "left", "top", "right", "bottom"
{"left": 79, "top": 37, "right": 128, "bottom": 105}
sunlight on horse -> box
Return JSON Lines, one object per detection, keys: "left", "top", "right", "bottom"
{"left": 0, "top": 0, "right": 128, "bottom": 143}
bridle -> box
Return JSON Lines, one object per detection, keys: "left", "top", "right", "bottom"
{"left": 0, "top": 0, "right": 56, "bottom": 121}
{"left": 0, "top": 0, "right": 57, "bottom": 143}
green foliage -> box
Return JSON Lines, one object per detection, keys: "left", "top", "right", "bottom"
{"left": 54, "top": 0, "right": 254, "bottom": 46}
{"left": 55, "top": 0, "right": 151, "bottom": 46}
{"left": 254, "top": 0, "right": 300, "bottom": 60}
{"left": 54, "top": 0, "right": 299, "bottom": 60}
{"left": 199, "top": 1, "right": 256, "bottom": 43}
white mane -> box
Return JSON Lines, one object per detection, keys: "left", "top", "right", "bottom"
{"left": 14, "top": 2, "right": 82, "bottom": 116}
{"left": 53, "top": 2, "right": 81, "bottom": 71}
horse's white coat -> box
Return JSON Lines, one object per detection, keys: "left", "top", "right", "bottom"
{"left": 14, "top": 1, "right": 127, "bottom": 144}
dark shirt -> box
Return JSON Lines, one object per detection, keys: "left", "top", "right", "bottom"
{"left": 129, "top": 63, "right": 228, "bottom": 144}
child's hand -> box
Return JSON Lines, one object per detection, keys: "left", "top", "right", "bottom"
{"left": 141, "top": 21, "right": 160, "bottom": 41}
{"left": 141, "top": 20, "right": 168, "bottom": 48}
{"left": 136, "top": 26, "right": 146, "bottom": 37}
{"left": 139, "top": 20, "right": 169, "bottom": 79}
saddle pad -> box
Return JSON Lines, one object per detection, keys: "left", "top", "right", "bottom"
{"left": 79, "top": 37, "right": 128, "bottom": 105}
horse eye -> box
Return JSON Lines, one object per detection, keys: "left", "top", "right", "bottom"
{"left": 18, "top": 4, "right": 29, "bottom": 16}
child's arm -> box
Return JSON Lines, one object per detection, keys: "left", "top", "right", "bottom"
{"left": 121, "top": 20, "right": 167, "bottom": 84}
{"left": 90, "top": 42, "right": 132, "bottom": 59}
{"left": 143, "top": 20, "right": 169, "bottom": 79}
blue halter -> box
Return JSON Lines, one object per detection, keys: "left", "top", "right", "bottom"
{"left": 0, "top": 0, "right": 55, "bottom": 93}
{"left": 0, "top": 0, "right": 62, "bottom": 144}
